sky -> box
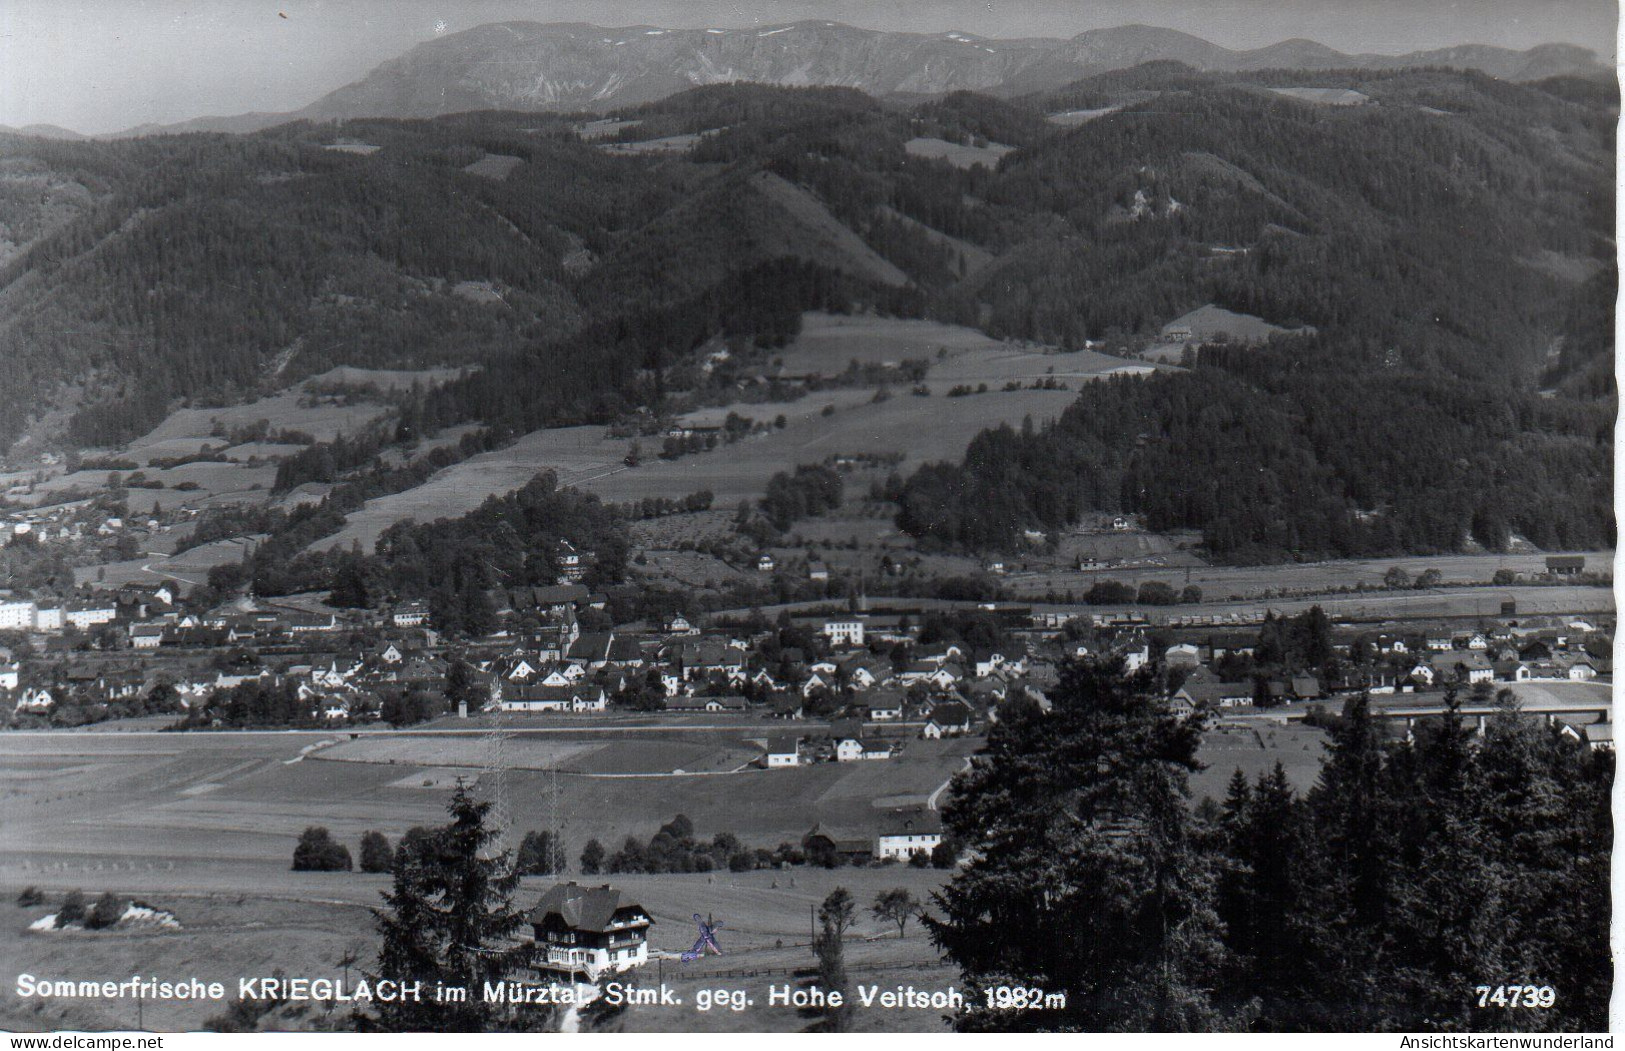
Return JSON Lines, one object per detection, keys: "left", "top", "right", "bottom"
{"left": 1, "top": 0, "right": 1617, "bottom": 135}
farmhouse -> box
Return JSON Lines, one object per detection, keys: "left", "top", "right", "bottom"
{"left": 528, "top": 882, "right": 653, "bottom": 982}
{"left": 867, "top": 694, "right": 905, "bottom": 722}
{"left": 875, "top": 808, "right": 944, "bottom": 860}
{"left": 835, "top": 737, "right": 893, "bottom": 761}
{"left": 1174, "top": 679, "right": 1251, "bottom": 709}
{"left": 1429, "top": 651, "right": 1494, "bottom": 685}
{"left": 129, "top": 624, "right": 164, "bottom": 649}
{"left": 498, "top": 584, "right": 591, "bottom": 617}
{"left": 765, "top": 736, "right": 801, "bottom": 767}
{"left": 501, "top": 685, "right": 607, "bottom": 713}
{"left": 922, "top": 700, "right": 973, "bottom": 738}
{"left": 1545, "top": 555, "right": 1585, "bottom": 577}
{"left": 802, "top": 824, "right": 873, "bottom": 863}
{"left": 768, "top": 694, "right": 804, "bottom": 720}
{"left": 1290, "top": 675, "right": 1323, "bottom": 700}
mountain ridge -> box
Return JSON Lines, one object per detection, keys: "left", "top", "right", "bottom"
{"left": 53, "top": 20, "right": 1608, "bottom": 139}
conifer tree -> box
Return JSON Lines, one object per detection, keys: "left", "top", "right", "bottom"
{"left": 928, "top": 660, "right": 1247, "bottom": 1031}
{"left": 370, "top": 782, "right": 545, "bottom": 1032}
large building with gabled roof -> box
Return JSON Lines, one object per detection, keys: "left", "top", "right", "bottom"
{"left": 527, "top": 881, "right": 653, "bottom": 981}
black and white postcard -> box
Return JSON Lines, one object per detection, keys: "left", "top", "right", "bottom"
{"left": 0, "top": 0, "right": 1615, "bottom": 1036}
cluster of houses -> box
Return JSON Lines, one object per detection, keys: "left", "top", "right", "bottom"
{"left": 0, "top": 499, "right": 160, "bottom": 547}
{"left": 1166, "top": 624, "right": 1609, "bottom": 715}
{"left": 1, "top": 575, "right": 1054, "bottom": 733}
{"left": 4, "top": 562, "right": 1610, "bottom": 756}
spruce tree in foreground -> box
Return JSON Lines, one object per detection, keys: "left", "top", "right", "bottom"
{"left": 369, "top": 782, "right": 548, "bottom": 1032}
{"left": 927, "top": 660, "right": 1249, "bottom": 1032}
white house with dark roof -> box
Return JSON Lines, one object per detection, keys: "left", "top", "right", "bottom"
{"left": 875, "top": 808, "right": 943, "bottom": 860}
{"left": 528, "top": 881, "right": 652, "bottom": 983}
{"left": 836, "top": 737, "right": 893, "bottom": 761}
{"left": 765, "top": 736, "right": 801, "bottom": 767}
{"left": 501, "top": 684, "right": 607, "bottom": 712}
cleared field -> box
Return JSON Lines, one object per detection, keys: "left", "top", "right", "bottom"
{"left": 579, "top": 387, "right": 1078, "bottom": 506}
{"left": 303, "top": 366, "right": 469, "bottom": 391}
{"left": 576, "top": 118, "right": 643, "bottom": 140}
{"left": 675, "top": 388, "right": 875, "bottom": 429}
{"left": 1268, "top": 87, "right": 1369, "bottom": 106}
{"left": 302, "top": 313, "right": 1156, "bottom": 546}
{"left": 1503, "top": 680, "right": 1614, "bottom": 710}
{"left": 0, "top": 731, "right": 972, "bottom": 874}
{"left": 749, "top": 172, "right": 908, "bottom": 288}
{"left": 634, "top": 549, "right": 758, "bottom": 588}
{"left": 903, "top": 136, "right": 1014, "bottom": 169}
{"left": 627, "top": 510, "right": 737, "bottom": 548}
{"left": 463, "top": 152, "right": 524, "bottom": 179}
{"left": 220, "top": 442, "right": 306, "bottom": 462}
{"left": 317, "top": 735, "right": 598, "bottom": 769}
{"left": 1047, "top": 106, "right": 1121, "bottom": 125}
{"left": 928, "top": 345, "right": 1155, "bottom": 385}
{"left": 315, "top": 733, "right": 759, "bottom": 776}
{"left": 10, "top": 460, "right": 272, "bottom": 511}
{"left": 1021, "top": 585, "right": 1614, "bottom": 628}
{"left": 598, "top": 133, "right": 711, "bottom": 154}
{"left": 776, "top": 312, "right": 1154, "bottom": 382}
{"left": 1189, "top": 722, "right": 1329, "bottom": 804}
{"left": 774, "top": 312, "right": 1020, "bottom": 373}
{"left": 126, "top": 394, "right": 384, "bottom": 454}
{"left": 75, "top": 535, "right": 266, "bottom": 589}
{"left": 311, "top": 425, "right": 634, "bottom": 553}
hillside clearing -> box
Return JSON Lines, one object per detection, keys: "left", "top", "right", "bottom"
{"left": 311, "top": 425, "right": 633, "bottom": 553}
{"left": 903, "top": 136, "right": 1014, "bottom": 169}
{"left": 748, "top": 172, "right": 908, "bottom": 287}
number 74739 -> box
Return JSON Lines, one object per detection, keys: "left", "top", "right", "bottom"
{"left": 1476, "top": 985, "right": 1556, "bottom": 1009}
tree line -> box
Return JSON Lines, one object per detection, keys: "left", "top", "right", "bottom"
{"left": 928, "top": 662, "right": 1611, "bottom": 1031}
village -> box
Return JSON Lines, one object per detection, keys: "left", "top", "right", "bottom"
{"left": 0, "top": 547, "right": 1612, "bottom": 761}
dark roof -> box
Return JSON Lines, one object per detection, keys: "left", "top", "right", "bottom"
{"left": 879, "top": 808, "right": 942, "bottom": 837}
{"left": 508, "top": 684, "right": 599, "bottom": 702}
{"left": 527, "top": 882, "right": 647, "bottom": 933}
{"left": 529, "top": 584, "right": 592, "bottom": 605}
{"left": 929, "top": 700, "right": 973, "bottom": 724}
{"left": 567, "top": 633, "right": 614, "bottom": 661}
{"left": 829, "top": 717, "right": 864, "bottom": 740}
{"left": 606, "top": 637, "right": 644, "bottom": 661}
{"left": 1179, "top": 681, "right": 1245, "bottom": 705}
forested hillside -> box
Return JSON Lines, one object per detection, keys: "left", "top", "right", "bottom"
{"left": 0, "top": 63, "right": 1612, "bottom": 563}
{"left": 896, "top": 67, "right": 1616, "bottom": 558}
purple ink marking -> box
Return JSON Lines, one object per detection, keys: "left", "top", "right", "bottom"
{"left": 679, "top": 913, "right": 724, "bottom": 962}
